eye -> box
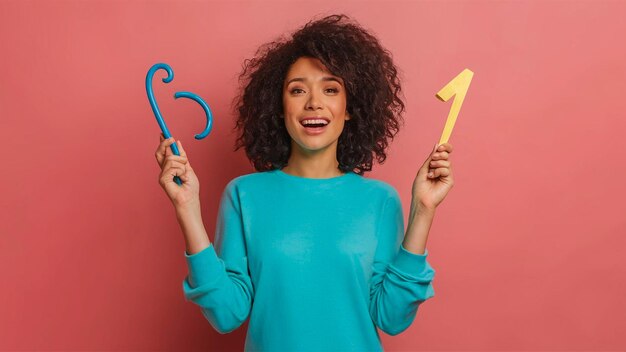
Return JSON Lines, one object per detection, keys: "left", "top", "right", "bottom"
{"left": 290, "top": 88, "right": 305, "bottom": 94}
{"left": 325, "top": 88, "right": 339, "bottom": 94}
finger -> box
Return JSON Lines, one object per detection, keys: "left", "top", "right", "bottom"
{"left": 166, "top": 165, "right": 186, "bottom": 179}
{"left": 176, "top": 140, "right": 187, "bottom": 158}
{"left": 156, "top": 137, "right": 176, "bottom": 161}
{"left": 437, "top": 142, "right": 453, "bottom": 153}
{"left": 165, "top": 154, "right": 188, "bottom": 163}
{"left": 164, "top": 140, "right": 176, "bottom": 157}
{"left": 156, "top": 136, "right": 173, "bottom": 154}
{"left": 431, "top": 151, "right": 449, "bottom": 161}
{"left": 177, "top": 141, "right": 194, "bottom": 169}
{"left": 430, "top": 167, "right": 451, "bottom": 178}
{"left": 179, "top": 173, "right": 190, "bottom": 183}
{"left": 163, "top": 159, "right": 188, "bottom": 173}
{"left": 422, "top": 144, "right": 438, "bottom": 170}
{"left": 159, "top": 133, "right": 173, "bottom": 144}
{"left": 164, "top": 155, "right": 188, "bottom": 167}
{"left": 160, "top": 165, "right": 185, "bottom": 186}
{"left": 437, "top": 167, "right": 451, "bottom": 177}
{"left": 429, "top": 160, "right": 450, "bottom": 169}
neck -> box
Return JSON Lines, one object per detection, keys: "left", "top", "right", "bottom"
{"left": 281, "top": 141, "right": 344, "bottom": 178}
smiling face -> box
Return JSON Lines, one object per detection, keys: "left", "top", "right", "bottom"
{"left": 282, "top": 56, "right": 350, "bottom": 155}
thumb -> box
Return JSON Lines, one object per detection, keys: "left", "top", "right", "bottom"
{"left": 421, "top": 143, "right": 439, "bottom": 171}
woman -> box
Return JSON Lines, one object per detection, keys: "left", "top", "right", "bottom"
{"left": 155, "top": 14, "right": 454, "bottom": 352}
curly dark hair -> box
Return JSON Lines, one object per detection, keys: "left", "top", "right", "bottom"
{"left": 231, "top": 14, "right": 405, "bottom": 176}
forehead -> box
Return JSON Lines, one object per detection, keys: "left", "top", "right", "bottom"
{"left": 284, "top": 57, "right": 343, "bottom": 84}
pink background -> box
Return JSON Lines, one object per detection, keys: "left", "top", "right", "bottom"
{"left": 1, "top": 0, "right": 625, "bottom": 351}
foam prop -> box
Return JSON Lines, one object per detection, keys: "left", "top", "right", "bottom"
{"left": 436, "top": 68, "right": 473, "bottom": 145}
{"left": 146, "top": 63, "right": 214, "bottom": 185}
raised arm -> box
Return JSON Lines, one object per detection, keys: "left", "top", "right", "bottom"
{"left": 368, "top": 190, "right": 436, "bottom": 336}
{"left": 181, "top": 180, "right": 254, "bottom": 334}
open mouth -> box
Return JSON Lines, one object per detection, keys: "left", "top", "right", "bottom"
{"left": 300, "top": 119, "right": 329, "bottom": 134}
{"left": 301, "top": 122, "right": 328, "bottom": 128}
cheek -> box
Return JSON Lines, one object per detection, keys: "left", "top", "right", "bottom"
{"left": 330, "top": 94, "right": 347, "bottom": 114}
{"left": 282, "top": 96, "right": 290, "bottom": 114}
{"left": 284, "top": 118, "right": 301, "bottom": 138}
{"left": 283, "top": 98, "right": 302, "bottom": 121}
{"left": 333, "top": 120, "right": 346, "bottom": 133}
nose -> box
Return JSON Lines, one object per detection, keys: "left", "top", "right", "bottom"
{"left": 305, "top": 89, "right": 323, "bottom": 110}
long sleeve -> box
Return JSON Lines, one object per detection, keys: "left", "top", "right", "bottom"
{"left": 368, "top": 189, "right": 436, "bottom": 336}
{"left": 181, "top": 180, "right": 254, "bottom": 334}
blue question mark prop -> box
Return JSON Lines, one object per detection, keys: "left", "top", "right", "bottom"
{"left": 146, "top": 63, "right": 214, "bottom": 186}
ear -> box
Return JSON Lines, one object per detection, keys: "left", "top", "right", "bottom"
{"left": 345, "top": 111, "right": 351, "bottom": 121}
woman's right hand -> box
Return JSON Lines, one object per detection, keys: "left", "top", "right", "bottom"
{"left": 155, "top": 134, "right": 201, "bottom": 209}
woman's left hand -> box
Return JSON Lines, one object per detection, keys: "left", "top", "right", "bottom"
{"left": 412, "top": 142, "right": 455, "bottom": 211}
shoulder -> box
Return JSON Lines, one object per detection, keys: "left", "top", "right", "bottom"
{"left": 357, "top": 175, "right": 401, "bottom": 201}
{"left": 222, "top": 170, "right": 276, "bottom": 193}
{"left": 216, "top": 171, "right": 274, "bottom": 209}
{"left": 223, "top": 171, "right": 401, "bottom": 202}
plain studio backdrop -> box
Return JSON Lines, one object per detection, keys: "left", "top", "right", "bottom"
{"left": 1, "top": 1, "right": 624, "bottom": 351}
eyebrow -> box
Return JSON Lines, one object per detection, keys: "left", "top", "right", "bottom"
{"left": 286, "top": 76, "right": 344, "bottom": 86}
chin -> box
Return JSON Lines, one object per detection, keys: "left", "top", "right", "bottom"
{"left": 294, "top": 138, "right": 336, "bottom": 152}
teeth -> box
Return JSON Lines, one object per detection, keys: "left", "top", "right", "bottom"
{"left": 301, "top": 119, "right": 329, "bottom": 125}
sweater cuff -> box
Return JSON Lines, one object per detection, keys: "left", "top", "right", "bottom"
{"left": 183, "top": 243, "right": 226, "bottom": 288}
{"left": 390, "top": 244, "right": 435, "bottom": 281}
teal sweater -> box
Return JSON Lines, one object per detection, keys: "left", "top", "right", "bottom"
{"left": 182, "top": 169, "right": 436, "bottom": 351}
